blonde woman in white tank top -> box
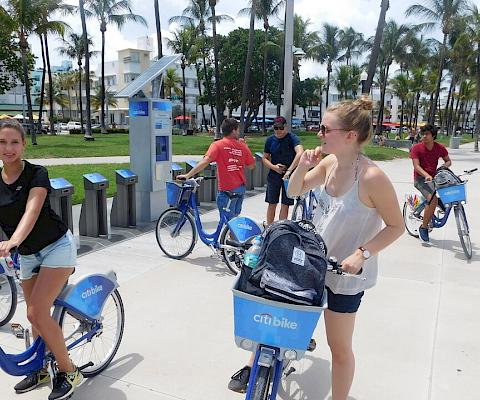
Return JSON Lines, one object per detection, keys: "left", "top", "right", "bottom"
{"left": 287, "top": 97, "right": 404, "bottom": 400}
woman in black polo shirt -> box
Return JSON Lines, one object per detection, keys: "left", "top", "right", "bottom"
{"left": 0, "top": 119, "right": 82, "bottom": 399}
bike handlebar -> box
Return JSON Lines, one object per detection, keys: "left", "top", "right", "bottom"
{"left": 327, "top": 257, "right": 365, "bottom": 280}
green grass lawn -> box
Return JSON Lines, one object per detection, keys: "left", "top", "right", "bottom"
{"left": 45, "top": 163, "right": 129, "bottom": 205}
{"left": 25, "top": 132, "right": 407, "bottom": 161}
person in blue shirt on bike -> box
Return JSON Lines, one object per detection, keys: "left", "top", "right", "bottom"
{"left": 409, "top": 125, "right": 451, "bottom": 243}
{"left": 262, "top": 116, "right": 303, "bottom": 225}
{"left": 0, "top": 119, "right": 82, "bottom": 399}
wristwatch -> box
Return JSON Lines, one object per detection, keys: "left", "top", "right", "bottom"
{"left": 358, "top": 246, "right": 371, "bottom": 260}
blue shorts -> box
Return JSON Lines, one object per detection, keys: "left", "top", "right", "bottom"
{"left": 266, "top": 173, "right": 294, "bottom": 206}
{"left": 326, "top": 287, "right": 364, "bottom": 313}
{"left": 19, "top": 230, "right": 77, "bottom": 280}
{"left": 216, "top": 185, "right": 246, "bottom": 221}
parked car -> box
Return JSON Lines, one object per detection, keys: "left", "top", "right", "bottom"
{"left": 307, "top": 124, "right": 320, "bottom": 132}
{"left": 66, "top": 121, "right": 81, "bottom": 131}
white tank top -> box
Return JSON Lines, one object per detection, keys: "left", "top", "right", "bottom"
{"left": 313, "top": 156, "right": 382, "bottom": 295}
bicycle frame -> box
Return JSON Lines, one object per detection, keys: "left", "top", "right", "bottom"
{"left": 0, "top": 271, "right": 119, "bottom": 377}
{"left": 415, "top": 198, "right": 453, "bottom": 229}
{"left": 295, "top": 190, "right": 318, "bottom": 221}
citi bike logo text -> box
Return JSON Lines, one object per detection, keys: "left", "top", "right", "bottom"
{"left": 81, "top": 285, "right": 103, "bottom": 299}
{"left": 253, "top": 313, "right": 298, "bottom": 330}
{"left": 237, "top": 223, "right": 253, "bottom": 231}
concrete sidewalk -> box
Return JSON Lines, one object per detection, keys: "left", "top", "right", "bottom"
{"left": 1, "top": 144, "right": 479, "bottom": 399}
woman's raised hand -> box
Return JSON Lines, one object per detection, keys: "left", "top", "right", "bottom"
{"left": 299, "top": 146, "right": 322, "bottom": 169}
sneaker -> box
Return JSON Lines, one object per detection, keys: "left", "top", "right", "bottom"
{"left": 48, "top": 368, "right": 83, "bottom": 400}
{"left": 14, "top": 368, "right": 51, "bottom": 393}
{"left": 228, "top": 366, "right": 251, "bottom": 393}
{"left": 419, "top": 227, "right": 430, "bottom": 243}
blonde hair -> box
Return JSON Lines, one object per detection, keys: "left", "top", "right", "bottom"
{"left": 0, "top": 118, "right": 26, "bottom": 140}
{"left": 327, "top": 96, "right": 373, "bottom": 144}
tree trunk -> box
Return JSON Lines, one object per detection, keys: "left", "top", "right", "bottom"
{"left": 20, "top": 30, "right": 36, "bottom": 145}
{"left": 100, "top": 25, "right": 106, "bottom": 134}
{"left": 400, "top": 100, "right": 404, "bottom": 130}
{"left": 375, "top": 64, "right": 389, "bottom": 135}
{"left": 210, "top": 2, "right": 223, "bottom": 139}
{"left": 326, "top": 64, "right": 331, "bottom": 108}
{"left": 475, "top": 43, "right": 480, "bottom": 152}
{"left": 262, "top": 26, "right": 269, "bottom": 133}
{"left": 276, "top": 9, "right": 286, "bottom": 116}
{"left": 363, "top": 0, "right": 390, "bottom": 94}
{"left": 441, "top": 76, "right": 455, "bottom": 135}
{"left": 78, "top": 67, "right": 84, "bottom": 135}
{"left": 44, "top": 34, "right": 55, "bottom": 136}
{"left": 430, "top": 33, "right": 447, "bottom": 124}
{"left": 37, "top": 35, "right": 46, "bottom": 133}
{"left": 239, "top": 4, "right": 256, "bottom": 136}
{"left": 202, "top": 53, "right": 216, "bottom": 126}
{"left": 182, "top": 62, "right": 187, "bottom": 134}
{"left": 154, "top": 0, "right": 164, "bottom": 98}
{"left": 195, "top": 63, "right": 206, "bottom": 132}
{"left": 79, "top": 0, "right": 93, "bottom": 140}
{"left": 414, "top": 92, "right": 421, "bottom": 129}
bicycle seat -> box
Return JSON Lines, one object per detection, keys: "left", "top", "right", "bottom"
{"left": 223, "top": 191, "right": 243, "bottom": 199}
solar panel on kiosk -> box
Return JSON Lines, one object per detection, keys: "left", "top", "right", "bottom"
{"left": 115, "top": 54, "right": 182, "bottom": 98}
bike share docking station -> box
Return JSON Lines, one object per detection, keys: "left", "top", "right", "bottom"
{"left": 116, "top": 55, "right": 182, "bottom": 222}
{"left": 49, "top": 178, "right": 75, "bottom": 233}
{"left": 110, "top": 169, "right": 138, "bottom": 228}
{"left": 79, "top": 173, "right": 109, "bottom": 237}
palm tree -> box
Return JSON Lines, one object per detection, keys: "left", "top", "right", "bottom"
{"left": 467, "top": 4, "right": 480, "bottom": 151}
{"left": 406, "top": 0, "right": 468, "bottom": 123}
{"left": 163, "top": 68, "right": 182, "bottom": 98}
{"left": 153, "top": 0, "right": 163, "bottom": 97}
{"left": 390, "top": 74, "right": 410, "bottom": 130}
{"left": 338, "top": 27, "right": 364, "bottom": 66}
{"left": 317, "top": 23, "right": 342, "bottom": 107}
{"left": 58, "top": 33, "right": 96, "bottom": 135}
{"left": 36, "top": 78, "right": 69, "bottom": 113}
{"left": 87, "top": 0, "right": 147, "bottom": 134}
{"left": 79, "top": 0, "right": 93, "bottom": 140}
{"left": 167, "top": 25, "right": 196, "bottom": 133}
{"left": 209, "top": 0, "right": 223, "bottom": 138}
{"left": 363, "top": 0, "right": 390, "bottom": 95}
{"left": 91, "top": 86, "right": 117, "bottom": 110}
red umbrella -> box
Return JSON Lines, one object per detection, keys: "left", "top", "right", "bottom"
{"left": 174, "top": 116, "right": 192, "bottom": 120}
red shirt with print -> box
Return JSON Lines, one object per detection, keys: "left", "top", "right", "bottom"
{"left": 206, "top": 137, "right": 255, "bottom": 191}
{"left": 410, "top": 142, "right": 448, "bottom": 179}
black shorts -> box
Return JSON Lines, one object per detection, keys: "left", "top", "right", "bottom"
{"left": 265, "top": 172, "right": 294, "bottom": 206}
{"left": 326, "top": 287, "right": 364, "bottom": 313}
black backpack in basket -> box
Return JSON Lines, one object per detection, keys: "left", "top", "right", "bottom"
{"left": 241, "top": 220, "right": 328, "bottom": 306}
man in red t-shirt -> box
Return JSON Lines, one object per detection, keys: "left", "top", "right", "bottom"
{"left": 178, "top": 118, "right": 255, "bottom": 219}
{"left": 410, "top": 124, "right": 451, "bottom": 243}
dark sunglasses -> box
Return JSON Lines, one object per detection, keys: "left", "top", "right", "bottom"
{"left": 319, "top": 124, "right": 347, "bottom": 135}
{"left": 273, "top": 126, "right": 285, "bottom": 131}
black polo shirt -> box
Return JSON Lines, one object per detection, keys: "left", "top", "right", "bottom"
{"left": 0, "top": 161, "right": 67, "bottom": 255}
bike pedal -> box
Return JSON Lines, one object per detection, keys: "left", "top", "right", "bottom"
{"left": 10, "top": 323, "right": 25, "bottom": 339}
{"left": 307, "top": 338, "right": 317, "bottom": 352}
{"left": 284, "top": 366, "right": 296, "bottom": 377}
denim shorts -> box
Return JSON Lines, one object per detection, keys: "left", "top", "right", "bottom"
{"left": 19, "top": 230, "right": 77, "bottom": 280}
{"left": 216, "top": 185, "right": 246, "bottom": 221}
{"left": 326, "top": 287, "right": 364, "bottom": 313}
{"left": 266, "top": 173, "right": 294, "bottom": 206}
{"left": 414, "top": 177, "right": 435, "bottom": 199}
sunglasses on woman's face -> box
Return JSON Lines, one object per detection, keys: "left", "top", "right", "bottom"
{"left": 273, "top": 126, "right": 285, "bottom": 131}
{"left": 319, "top": 124, "right": 347, "bottom": 135}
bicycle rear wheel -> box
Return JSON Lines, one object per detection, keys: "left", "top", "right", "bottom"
{"left": 291, "top": 200, "right": 304, "bottom": 221}
{"left": 0, "top": 275, "right": 17, "bottom": 327}
{"left": 402, "top": 202, "right": 420, "bottom": 238}
{"left": 251, "top": 365, "right": 272, "bottom": 400}
{"left": 156, "top": 208, "right": 196, "bottom": 259}
{"left": 60, "top": 289, "right": 124, "bottom": 377}
{"left": 219, "top": 225, "right": 244, "bottom": 275}
{"left": 454, "top": 205, "right": 472, "bottom": 259}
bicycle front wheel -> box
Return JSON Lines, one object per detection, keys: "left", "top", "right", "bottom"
{"left": 219, "top": 225, "right": 243, "bottom": 275}
{"left": 156, "top": 208, "right": 197, "bottom": 259}
{"left": 454, "top": 205, "right": 472, "bottom": 259}
{"left": 403, "top": 202, "right": 420, "bottom": 238}
{"left": 291, "top": 200, "right": 304, "bottom": 221}
{"left": 0, "top": 275, "right": 17, "bottom": 327}
{"left": 251, "top": 365, "right": 272, "bottom": 400}
{"left": 60, "top": 289, "right": 125, "bottom": 377}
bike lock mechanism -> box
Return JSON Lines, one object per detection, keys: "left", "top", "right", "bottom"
{"left": 258, "top": 347, "right": 276, "bottom": 368}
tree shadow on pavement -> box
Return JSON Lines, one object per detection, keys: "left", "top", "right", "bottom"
{"left": 75, "top": 353, "right": 144, "bottom": 399}
{"left": 183, "top": 255, "right": 235, "bottom": 277}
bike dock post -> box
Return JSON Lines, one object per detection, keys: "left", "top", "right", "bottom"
{"left": 110, "top": 169, "right": 138, "bottom": 228}
{"left": 49, "top": 177, "right": 75, "bottom": 234}
{"left": 203, "top": 162, "right": 216, "bottom": 202}
{"left": 171, "top": 163, "right": 183, "bottom": 180}
{"left": 254, "top": 152, "right": 264, "bottom": 188}
{"left": 79, "top": 173, "right": 109, "bottom": 237}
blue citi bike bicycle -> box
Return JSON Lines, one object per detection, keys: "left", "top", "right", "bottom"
{"left": 0, "top": 252, "right": 125, "bottom": 384}
{"left": 291, "top": 189, "right": 318, "bottom": 222}
{"left": 0, "top": 252, "right": 19, "bottom": 327}
{"left": 403, "top": 167, "right": 477, "bottom": 259}
{"left": 156, "top": 177, "right": 262, "bottom": 274}
{"left": 232, "top": 257, "right": 363, "bottom": 400}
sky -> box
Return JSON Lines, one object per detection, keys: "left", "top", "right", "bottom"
{"left": 31, "top": 0, "right": 437, "bottom": 79}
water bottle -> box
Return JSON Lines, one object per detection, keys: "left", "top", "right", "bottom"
{"left": 243, "top": 235, "right": 263, "bottom": 269}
